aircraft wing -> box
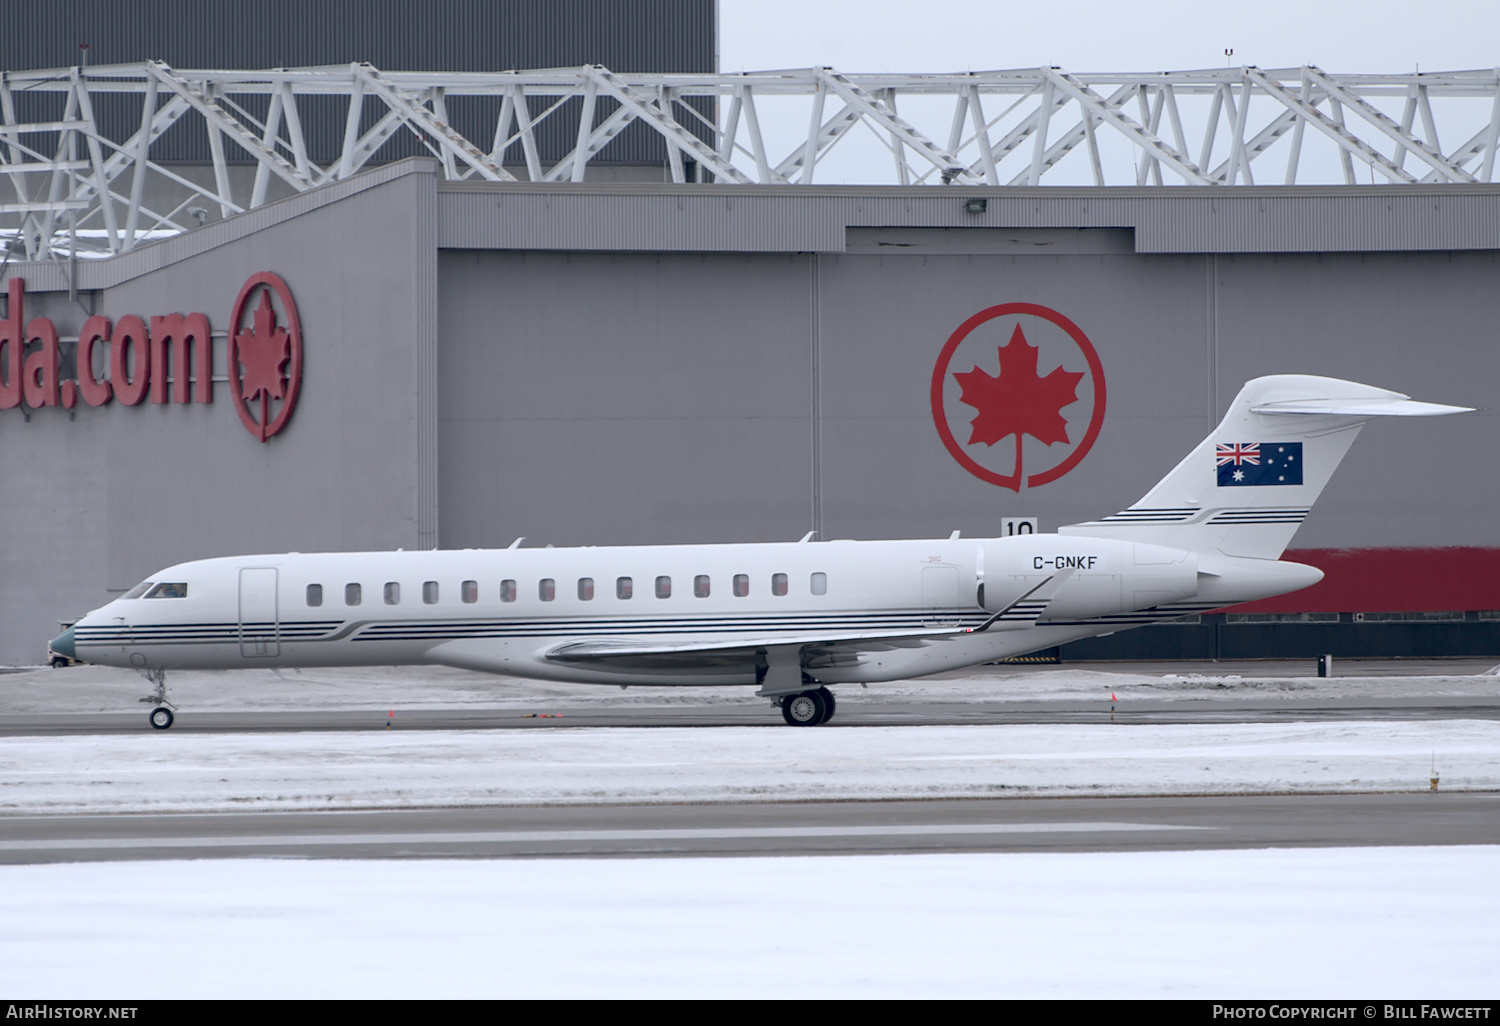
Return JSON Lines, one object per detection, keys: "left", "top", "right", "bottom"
{"left": 545, "top": 626, "right": 966, "bottom": 663}
{"left": 544, "top": 571, "right": 1075, "bottom": 670}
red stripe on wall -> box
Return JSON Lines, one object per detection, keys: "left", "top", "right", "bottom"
{"left": 1230, "top": 548, "right": 1500, "bottom": 614}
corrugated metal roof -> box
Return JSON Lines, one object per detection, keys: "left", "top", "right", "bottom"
{"left": 3, "top": 0, "right": 713, "bottom": 164}
{"left": 3, "top": 0, "right": 711, "bottom": 71}
{"left": 436, "top": 181, "right": 1500, "bottom": 254}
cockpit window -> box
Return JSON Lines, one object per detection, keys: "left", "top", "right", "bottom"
{"left": 144, "top": 582, "right": 188, "bottom": 599}
{"left": 123, "top": 581, "right": 154, "bottom": 599}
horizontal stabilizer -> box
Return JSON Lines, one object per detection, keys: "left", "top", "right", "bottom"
{"left": 1251, "top": 397, "right": 1473, "bottom": 417}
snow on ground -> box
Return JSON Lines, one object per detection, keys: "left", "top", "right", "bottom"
{"left": 6, "top": 660, "right": 1497, "bottom": 813}
{"left": 4, "top": 721, "right": 1496, "bottom": 814}
{"left": 3, "top": 846, "right": 1496, "bottom": 998}
{"left": 5, "top": 658, "right": 1500, "bottom": 715}
{"left": 6, "top": 664, "right": 1496, "bottom": 997}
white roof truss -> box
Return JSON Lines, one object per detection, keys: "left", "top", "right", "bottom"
{"left": 1, "top": 61, "right": 1497, "bottom": 260}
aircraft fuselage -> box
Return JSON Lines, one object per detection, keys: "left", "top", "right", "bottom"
{"left": 60, "top": 534, "right": 1315, "bottom": 687}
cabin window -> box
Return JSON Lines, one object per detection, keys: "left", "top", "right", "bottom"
{"left": 772, "top": 573, "right": 788, "bottom": 597}
{"left": 500, "top": 579, "right": 517, "bottom": 603}
{"left": 306, "top": 584, "right": 323, "bottom": 607}
{"left": 655, "top": 575, "right": 671, "bottom": 599}
{"left": 539, "top": 578, "right": 556, "bottom": 602}
{"left": 423, "top": 581, "right": 439, "bottom": 604}
{"left": 462, "top": 580, "right": 478, "bottom": 603}
{"left": 694, "top": 575, "right": 710, "bottom": 598}
{"left": 384, "top": 582, "right": 401, "bottom": 605}
{"left": 123, "top": 581, "right": 154, "bottom": 599}
{"left": 345, "top": 583, "right": 362, "bottom": 606}
{"left": 811, "top": 572, "right": 827, "bottom": 596}
{"left": 578, "top": 577, "right": 594, "bottom": 601}
{"left": 733, "top": 574, "right": 749, "bottom": 597}
{"left": 616, "top": 576, "right": 633, "bottom": 599}
{"left": 144, "top": 582, "right": 188, "bottom": 599}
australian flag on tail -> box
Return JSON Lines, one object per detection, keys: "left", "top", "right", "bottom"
{"left": 1216, "top": 442, "right": 1303, "bottom": 487}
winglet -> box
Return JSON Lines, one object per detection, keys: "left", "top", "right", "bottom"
{"left": 969, "top": 569, "right": 1074, "bottom": 632}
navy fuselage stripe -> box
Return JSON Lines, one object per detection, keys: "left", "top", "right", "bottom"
{"left": 75, "top": 610, "right": 999, "bottom": 646}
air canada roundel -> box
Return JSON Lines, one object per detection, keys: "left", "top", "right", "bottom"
{"left": 228, "top": 271, "right": 302, "bottom": 442}
{"left": 930, "top": 303, "right": 1106, "bottom": 491}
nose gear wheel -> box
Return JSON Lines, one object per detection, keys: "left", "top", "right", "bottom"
{"left": 136, "top": 667, "right": 176, "bottom": 729}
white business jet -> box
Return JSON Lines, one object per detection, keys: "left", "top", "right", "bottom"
{"left": 51, "top": 375, "right": 1468, "bottom": 728}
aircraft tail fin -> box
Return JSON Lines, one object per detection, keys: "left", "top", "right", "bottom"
{"left": 1059, "top": 375, "right": 1470, "bottom": 560}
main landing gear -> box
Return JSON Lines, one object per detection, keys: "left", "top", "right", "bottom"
{"left": 780, "top": 686, "right": 837, "bottom": 727}
{"left": 757, "top": 655, "right": 836, "bottom": 726}
{"left": 136, "top": 667, "right": 176, "bottom": 730}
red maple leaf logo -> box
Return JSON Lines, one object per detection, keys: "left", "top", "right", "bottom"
{"left": 952, "top": 323, "right": 1084, "bottom": 479}
{"left": 235, "top": 290, "right": 290, "bottom": 404}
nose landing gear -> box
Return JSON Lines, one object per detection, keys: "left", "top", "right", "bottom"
{"left": 136, "top": 667, "right": 176, "bottom": 730}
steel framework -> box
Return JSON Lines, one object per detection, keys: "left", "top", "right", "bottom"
{"left": 4, "top": 62, "right": 1500, "bottom": 260}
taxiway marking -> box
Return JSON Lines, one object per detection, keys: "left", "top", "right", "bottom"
{"left": 0, "top": 821, "right": 1209, "bottom": 850}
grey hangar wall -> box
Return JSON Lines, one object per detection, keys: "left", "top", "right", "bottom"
{"left": 437, "top": 242, "right": 1496, "bottom": 549}
{"left": 1, "top": 160, "right": 1496, "bottom": 665}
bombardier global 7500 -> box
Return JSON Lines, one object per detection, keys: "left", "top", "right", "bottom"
{"left": 50, "top": 375, "right": 1469, "bottom": 727}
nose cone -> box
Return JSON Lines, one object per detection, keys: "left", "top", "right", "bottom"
{"left": 49, "top": 626, "right": 76, "bottom": 661}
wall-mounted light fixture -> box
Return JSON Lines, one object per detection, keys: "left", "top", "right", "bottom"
{"left": 964, "top": 197, "right": 988, "bottom": 214}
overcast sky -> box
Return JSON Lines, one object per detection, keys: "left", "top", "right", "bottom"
{"left": 713, "top": 1, "right": 1497, "bottom": 185}
{"left": 719, "top": 0, "right": 1498, "bottom": 75}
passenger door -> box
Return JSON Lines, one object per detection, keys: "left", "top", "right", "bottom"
{"left": 238, "top": 567, "right": 280, "bottom": 657}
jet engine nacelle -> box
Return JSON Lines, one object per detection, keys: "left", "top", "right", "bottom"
{"left": 981, "top": 535, "right": 1198, "bottom": 621}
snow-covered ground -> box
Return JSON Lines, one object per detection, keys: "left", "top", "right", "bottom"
{"left": 4, "top": 846, "right": 1496, "bottom": 998}
{"left": 6, "top": 661, "right": 1498, "bottom": 813}
{"left": 3, "top": 721, "right": 1495, "bottom": 814}
{"left": 6, "top": 664, "right": 1496, "bottom": 997}
{"left": 6, "top": 658, "right": 1500, "bottom": 714}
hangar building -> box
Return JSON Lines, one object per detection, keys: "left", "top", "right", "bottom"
{"left": 2, "top": 161, "right": 1497, "bottom": 665}
{"left": 0, "top": 6, "right": 1496, "bottom": 665}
